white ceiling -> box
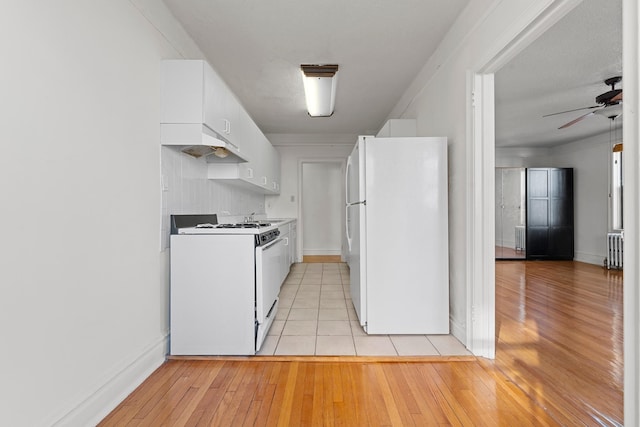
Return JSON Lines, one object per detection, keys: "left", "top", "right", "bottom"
{"left": 162, "top": 0, "right": 622, "bottom": 148}
{"left": 162, "top": 0, "right": 469, "bottom": 139}
{"left": 495, "top": 0, "right": 622, "bottom": 148}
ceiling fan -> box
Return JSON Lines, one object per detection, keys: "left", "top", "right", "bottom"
{"left": 544, "top": 76, "right": 623, "bottom": 129}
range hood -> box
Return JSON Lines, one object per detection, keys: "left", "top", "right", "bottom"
{"left": 161, "top": 123, "right": 248, "bottom": 163}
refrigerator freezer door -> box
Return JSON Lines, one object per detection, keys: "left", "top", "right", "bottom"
{"left": 346, "top": 136, "right": 368, "bottom": 326}
{"left": 363, "top": 136, "right": 449, "bottom": 334}
{"left": 345, "top": 155, "right": 355, "bottom": 256}
{"left": 346, "top": 137, "right": 364, "bottom": 204}
{"left": 348, "top": 201, "right": 366, "bottom": 325}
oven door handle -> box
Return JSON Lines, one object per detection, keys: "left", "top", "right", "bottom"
{"left": 261, "top": 237, "right": 283, "bottom": 250}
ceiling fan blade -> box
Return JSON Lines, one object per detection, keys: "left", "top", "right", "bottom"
{"left": 558, "top": 111, "right": 595, "bottom": 129}
{"left": 543, "top": 105, "right": 601, "bottom": 118}
{"left": 611, "top": 91, "right": 623, "bottom": 102}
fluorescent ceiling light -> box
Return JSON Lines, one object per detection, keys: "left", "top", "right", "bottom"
{"left": 301, "top": 64, "right": 338, "bottom": 117}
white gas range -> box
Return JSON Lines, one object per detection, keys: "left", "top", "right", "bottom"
{"left": 169, "top": 214, "right": 285, "bottom": 355}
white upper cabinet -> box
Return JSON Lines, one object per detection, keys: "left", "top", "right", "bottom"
{"left": 265, "top": 142, "right": 281, "bottom": 193}
{"left": 161, "top": 60, "right": 245, "bottom": 161}
{"left": 161, "top": 59, "right": 281, "bottom": 194}
{"left": 208, "top": 140, "right": 280, "bottom": 194}
{"left": 161, "top": 60, "right": 204, "bottom": 124}
{"left": 202, "top": 64, "right": 239, "bottom": 142}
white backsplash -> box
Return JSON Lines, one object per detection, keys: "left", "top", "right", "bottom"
{"left": 160, "top": 146, "right": 265, "bottom": 249}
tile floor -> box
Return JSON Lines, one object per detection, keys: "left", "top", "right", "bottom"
{"left": 258, "top": 262, "right": 472, "bottom": 357}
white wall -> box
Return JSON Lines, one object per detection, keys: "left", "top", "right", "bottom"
{"left": 0, "top": 1, "right": 263, "bottom": 425}
{"left": 160, "top": 146, "right": 265, "bottom": 249}
{"left": 388, "top": 0, "right": 579, "bottom": 344}
{"left": 496, "top": 131, "right": 614, "bottom": 265}
{"left": 265, "top": 140, "right": 353, "bottom": 261}
{"left": 301, "top": 162, "right": 344, "bottom": 256}
{"left": 391, "top": 0, "right": 639, "bottom": 419}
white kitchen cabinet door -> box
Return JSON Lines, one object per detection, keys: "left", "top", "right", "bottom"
{"left": 235, "top": 108, "right": 257, "bottom": 159}
{"left": 162, "top": 60, "right": 281, "bottom": 194}
{"left": 266, "top": 142, "right": 281, "bottom": 194}
{"left": 207, "top": 160, "right": 278, "bottom": 195}
{"left": 253, "top": 133, "right": 269, "bottom": 191}
{"left": 161, "top": 60, "right": 204, "bottom": 124}
{"left": 202, "top": 63, "right": 239, "bottom": 143}
{"left": 162, "top": 60, "right": 241, "bottom": 150}
{"left": 249, "top": 133, "right": 280, "bottom": 194}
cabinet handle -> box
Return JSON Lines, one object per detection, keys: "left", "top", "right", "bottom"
{"left": 284, "top": 237, "right": 289, "bottom": 246}
{"left": 246, "top": 168, "right": 254, "bottom": 179}
{"left": 261, "top": 176, "right": 267, "bottom": 185}
{"left": 224, "top": 119, "right": 231, "bottom": 134}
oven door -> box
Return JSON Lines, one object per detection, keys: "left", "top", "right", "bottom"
{"left": 255, "top": 237, "right": 284, "bottom": 350}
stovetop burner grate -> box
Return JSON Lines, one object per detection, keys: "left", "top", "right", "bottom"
{"left": 216, "top": 223, "right": 271, "bottom": 229}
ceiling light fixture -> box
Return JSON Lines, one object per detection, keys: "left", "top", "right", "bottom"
{"left": 594, "top": 102, "right": 623, "bottom": 120}
{"left": 212, "top": 147, "right": 229, "bottom": 158}
{"left": 300, "top": 64, "right": 339, "bottom": 117}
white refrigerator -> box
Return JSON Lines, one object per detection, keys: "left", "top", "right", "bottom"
{"left": 345, "top": 136, "right": 449, "bottom": 334}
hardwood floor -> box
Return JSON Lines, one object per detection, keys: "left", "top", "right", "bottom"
{"left": 495, "top": 245, "right": 526, "bottom": 259}
{"left": 495, "top": 260, "right": 623, "bottom": 425}
{"left": 98, "top": 358, "right": 559, "bottom": 426}
{"left": 99, "top": 261, "right": 623, "bottom": 426}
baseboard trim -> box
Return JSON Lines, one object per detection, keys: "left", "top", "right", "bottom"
{"left": 302, "top": 249, "right": 342, "bottom": 256}
{"left": 303, "top": 255, "right": 343, "bottom": 263}
{"left": 574, "top": 251, "right": 606, "bottom": 266}
{"left": 52, "top": 334, "right": 168, "bottom": 426}
{"left": 450, "top": 317, "right": 467, "bottom": 352}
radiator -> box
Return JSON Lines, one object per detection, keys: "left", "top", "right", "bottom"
{"left": 515, "top": 226, "right": 526, "bottom": 252}
{"left": 607, "top": 232, "right": 624, "bottom": 270}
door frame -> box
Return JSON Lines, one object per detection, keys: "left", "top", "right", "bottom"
{"left": 622, "top": 0, "right": 639, "bottom": 424}
{"left": 469, "top": 0, "right": 639, "bottom": 423}
{"left": 467, "top": 0, "right": 585, "bottom": 358}
{"left": 298, "top": 158, "right": 347, "bottom": 261}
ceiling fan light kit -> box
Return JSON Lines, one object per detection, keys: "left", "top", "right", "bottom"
{"left": 594, "top": 102, "right": 622, "bottom": 119}
{"left": 300, "top": 64, "right": 339, "bottom": 117}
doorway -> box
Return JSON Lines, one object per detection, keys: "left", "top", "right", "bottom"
{"left": 300, "top": 161, "right": 344, "bottom": 260}
{"left": 471, "top": 0, "right": 637, "bottom": 423}
{"left": 495, "top": 167, "right": 526, "bottom": 259}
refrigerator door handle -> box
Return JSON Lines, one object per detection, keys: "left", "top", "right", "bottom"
{"left": 345, "top": 155, "right": 354, "bottom": 252}
{"left": 346, "top": 200, "right": 365, "bottom": 252}
{"left": 345, "top": 156, "right": 352, "bottom": 204}
{"left": 345, "top": 205, "right": 352, "bottom": 251}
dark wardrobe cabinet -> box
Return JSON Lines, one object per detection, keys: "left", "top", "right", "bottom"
{"left": 526, "top": 168, "right": 574, "bottom": 260}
